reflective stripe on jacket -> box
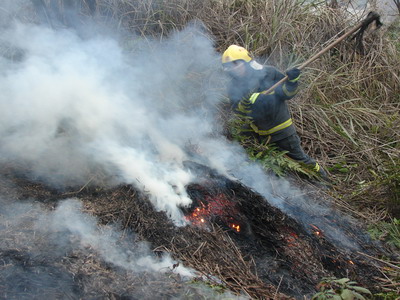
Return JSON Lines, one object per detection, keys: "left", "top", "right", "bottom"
{"left": 235, "top": 90, "right": 297, "bottom": 142}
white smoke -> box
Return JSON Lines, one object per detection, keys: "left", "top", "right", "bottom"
{"left": 0, "top": 10, "right": 226, "bottom": 224}
{"left": 39, "top": 198, "right": 195, "bottom": 276}
{"left": 0, "top": 194, "right": 192, "bottom": 276}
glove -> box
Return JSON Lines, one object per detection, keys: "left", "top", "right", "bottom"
{"left": 286, "top": 68, "right": 301, "bottom": 82}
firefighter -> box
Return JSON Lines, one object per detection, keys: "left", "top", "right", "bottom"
{"left": 222, "top": 45, "right": 327, "bottom": 179}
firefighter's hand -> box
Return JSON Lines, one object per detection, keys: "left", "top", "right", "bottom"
{"left": 286, "top": 68, "right": 301, "bottom": 82}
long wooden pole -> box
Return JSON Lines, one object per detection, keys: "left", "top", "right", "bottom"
{"left": 261, "top": 11, "right": 381, "bottom": 95}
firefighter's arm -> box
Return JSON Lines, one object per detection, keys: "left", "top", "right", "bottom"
{"left": 279, "top": 68, "right": 301, "bottom": 100}
{"left": 264, "top": 66, "right": 285, "bottom": 82}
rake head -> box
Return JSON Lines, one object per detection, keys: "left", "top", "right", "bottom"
{"left": 352, "top": 11, "right": 383, "bottom": 54}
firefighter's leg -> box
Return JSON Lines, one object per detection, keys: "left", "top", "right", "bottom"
{"left": 274, "top": 134, "right": 328, "bottom": 178}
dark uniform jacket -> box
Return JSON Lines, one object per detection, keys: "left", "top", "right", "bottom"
{"left": 228, "top": 65, "right": 299, "bottom": 143}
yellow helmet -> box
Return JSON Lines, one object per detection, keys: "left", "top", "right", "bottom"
{"left": 221, "top": 45, "right": 252, "bottom": 64}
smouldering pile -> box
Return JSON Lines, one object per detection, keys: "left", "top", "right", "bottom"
{"left": 1, "top": 162, "right": 385, "bottom": 299}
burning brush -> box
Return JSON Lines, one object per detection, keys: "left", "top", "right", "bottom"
{"left": 178, "top": 161, "right": 386, "bottom": 297}
{"left": 310, "top": 224, "right": 324, "bottom": 237}
{"left": 183, "top": 186, "right": 244, "bottom": 233}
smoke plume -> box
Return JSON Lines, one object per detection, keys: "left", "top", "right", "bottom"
{"left": 0, "top": 2, "right": 227, "bottom": 224}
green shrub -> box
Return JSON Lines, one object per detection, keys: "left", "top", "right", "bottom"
{"left": 368, "top": 218, "right": 400, "bottom": 250}
{"left": 312, "top": 277, "right": 372, "bottom": 300}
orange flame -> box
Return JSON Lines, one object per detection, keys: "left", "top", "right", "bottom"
{"left": 231, "top": 224, "right": 240, "bottom": 232}
{"left": 310, "top": 224, "right": 323, "bottom": 237}
{"left": 185, "top": 203, "right": 210, "bottom": 226}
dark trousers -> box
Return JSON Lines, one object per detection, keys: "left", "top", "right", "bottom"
{"left": 272, "top": 134, "right": 327, "bottom": 178}
{"left": 273, "top": 134, "right": 315, "bottom": 165}
{"left": 240, "top": 128, "right": 327, "bottom": 177}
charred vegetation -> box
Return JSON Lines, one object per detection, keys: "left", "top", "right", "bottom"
{"left": 0, "top": 162, "right": 389, "bottom": 299}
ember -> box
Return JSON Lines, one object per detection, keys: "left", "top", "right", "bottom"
{"left": 231, "top": 224, "right": 240, "bottom": 232}
{"left": 310, "top": 224, "right": 324, "bottom": 237}
{"left": 185, "top": 205, "right": 208, "bottom": 227}
{"left": 285, "top": 231, "right": 299, "bottom": 244}
{"left": 184, "top": 191, "right": 243, "bottom": 233}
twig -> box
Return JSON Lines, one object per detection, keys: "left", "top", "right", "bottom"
{"left": 62, "top": 176, "right": 96, "bottom": 195}
{"left": 274, "top": 276, "right": 284, "bottom": 299}
{"left": 357, "top": 251, "right": 400, "bottom": 271}
{"left": 192, "top": 241, "right": 207, "bottom": 257}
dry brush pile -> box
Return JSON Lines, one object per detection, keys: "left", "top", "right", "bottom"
{"left": 0, "top": 161, "right": 391, "bottom": 299}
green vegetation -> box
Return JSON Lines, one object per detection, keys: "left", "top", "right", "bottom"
{"left": 368, "top": 218, "right": 400, "bottom": 250}
{"left": 229, "top": 114, "right": 320, "bottom": 177}
{"left": 312, "top": 277, "right": 372, "bottom": 300}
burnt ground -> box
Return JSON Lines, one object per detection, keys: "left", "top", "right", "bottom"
{"left": 0, "top": 161, "right": 395, "bottom": 299}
